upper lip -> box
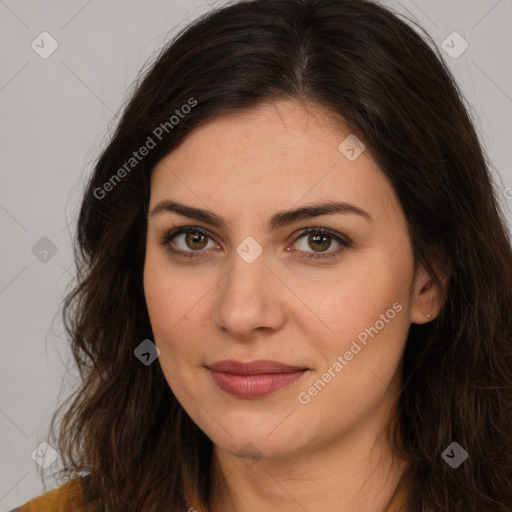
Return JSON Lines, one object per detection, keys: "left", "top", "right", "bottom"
{"left": 207, "top": 359, "right": 308, "bottom": 375}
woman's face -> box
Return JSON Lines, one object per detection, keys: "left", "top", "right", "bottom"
{"left": 143, "top": 99, "right": 438, "bottom": 461}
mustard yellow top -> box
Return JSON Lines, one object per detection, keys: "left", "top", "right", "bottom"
{"left": 10, "top": 475, "right": 408, "bottom": 511}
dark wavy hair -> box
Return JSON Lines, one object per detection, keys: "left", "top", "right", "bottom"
{"left": 46, "top": 0, "right": 512, "bottom": 510}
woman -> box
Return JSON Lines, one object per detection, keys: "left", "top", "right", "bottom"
{"left": 10, "top": 0, "right": 512, "bottom": 510}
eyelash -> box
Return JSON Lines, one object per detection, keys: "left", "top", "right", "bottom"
{"left": 159, "top": 226, "right": 352, "bottom": 261}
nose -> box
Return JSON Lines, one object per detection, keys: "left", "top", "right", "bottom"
{"left": 212, "top": 248, "right": 287, "bottom": 340}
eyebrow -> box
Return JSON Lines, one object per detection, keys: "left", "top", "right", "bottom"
{"left": 149, "top": 199, "right": 372, "bottom": 230}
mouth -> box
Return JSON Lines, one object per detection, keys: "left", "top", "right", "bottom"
{"left": 206, "top": 359, "right": 309, "bottom": 399}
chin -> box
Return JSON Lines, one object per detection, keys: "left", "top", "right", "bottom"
{"left": 202, "top": 413, "right": 310, "bottom": 461}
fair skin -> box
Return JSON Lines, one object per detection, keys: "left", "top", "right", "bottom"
{"left": 143, "top": 99, "right": 444, "bottom": 512}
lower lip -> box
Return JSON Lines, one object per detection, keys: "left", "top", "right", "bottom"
{"left": 208, "top": 369, "right": 308, "bottom": 399}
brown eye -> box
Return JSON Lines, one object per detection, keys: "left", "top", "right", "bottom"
{"left": 307, "top": 233, "right": 332, "bottom": 252}
{"left": 161, "top": 226, "right": 218, "bottom": 258}
{"left": 184, "top": 231, "right": 208, "bottom": 250}
{"left": 161, "top": 226, "right": 352, "bottom": 261}
{"left": 289, "top": 228, "right": 352, "bottom": 260}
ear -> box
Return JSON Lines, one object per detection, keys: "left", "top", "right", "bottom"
{"left": 410, "top": 261, "right": 447, "bottom": 325}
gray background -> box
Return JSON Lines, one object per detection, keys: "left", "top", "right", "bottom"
{"left": 1, "top": 0, "right": 511, "bottom": 509}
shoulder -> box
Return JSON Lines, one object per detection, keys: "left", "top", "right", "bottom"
{"left": 8, "top": 477, "right": 93, "bottom": 512}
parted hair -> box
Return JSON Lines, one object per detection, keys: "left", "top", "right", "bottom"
{"left": 47, "top": 0, "right": 512, "bottom": 510}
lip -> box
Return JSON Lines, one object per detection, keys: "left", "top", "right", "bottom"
{"left": 207, "top": 359, "right": 307, "bottom": 374}
{"left": 206, "top": 359, "right": 309, "bottom": 399}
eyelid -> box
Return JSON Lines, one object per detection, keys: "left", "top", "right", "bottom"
{"left": 160, "top": 226, "right": 219, "bottom": 256}
{"left": 160, "top": 225, "right": 352, "bottom": 259}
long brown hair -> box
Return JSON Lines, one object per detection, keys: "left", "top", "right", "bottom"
{"left": 47, "top": 0, "right": 512, "bottom": 510}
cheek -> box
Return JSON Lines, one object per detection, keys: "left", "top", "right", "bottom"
{"left": 143, "top": 253, "right": 188, "bottom": 344}
{"left": 295, "top": 253, "right": 413, "bottom": 360}
{"left": 144, "top": 267, "right": 174, "bottom": 336}
{"left": 293, "top": 262, "right": 411, "bottom": 426}
{"left": 143, "top": 254, "right": 213, "bottom": 367}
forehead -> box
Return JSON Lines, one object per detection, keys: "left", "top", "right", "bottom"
{"left": 149, "top": 99, "right": 402, "bottom": 226}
